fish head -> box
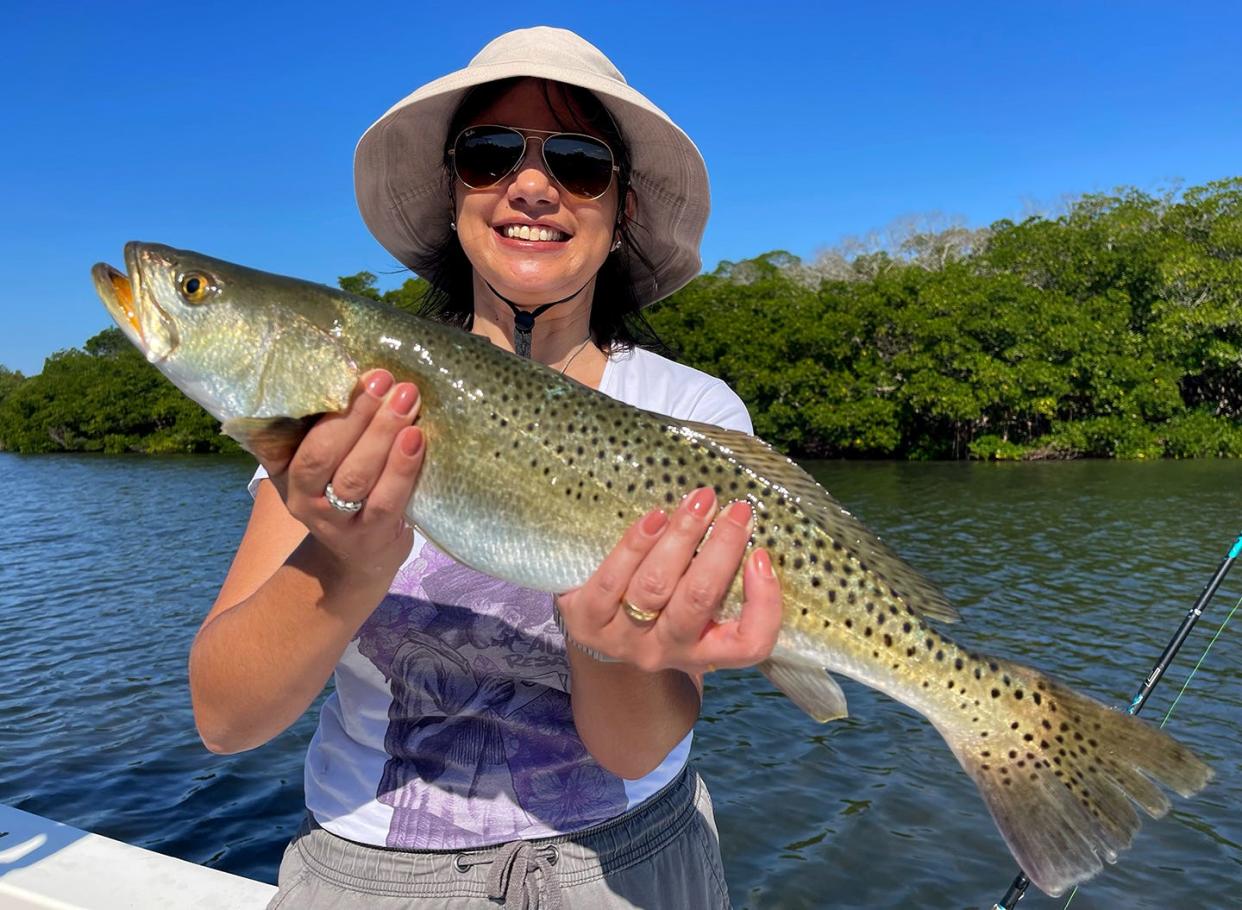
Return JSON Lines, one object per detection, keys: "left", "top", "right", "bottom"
{"left": 91, "top": 242, "right": 359, "bottom": 424}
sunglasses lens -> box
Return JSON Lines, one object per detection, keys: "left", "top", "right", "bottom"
{"left": 453, "top": 127, "right": 525, "bottom": 188}
{"left": 543, "top": 135, "right": 615, "bottom": 198}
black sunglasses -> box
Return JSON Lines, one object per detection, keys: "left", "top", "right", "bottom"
{"left": 448, "top": 125, "right": 620, "bottom": 200}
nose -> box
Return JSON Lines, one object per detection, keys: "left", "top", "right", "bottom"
{"left": 506, "top": 137, "right": 559, "bottom": 207}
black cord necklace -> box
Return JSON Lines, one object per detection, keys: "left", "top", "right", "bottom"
{"left": 484, "top": 279, "right": 591, "bottom": 358}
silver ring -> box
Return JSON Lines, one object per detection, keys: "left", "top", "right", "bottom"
{"left": 324, "top": 482, "right": 364, "bottom": 513}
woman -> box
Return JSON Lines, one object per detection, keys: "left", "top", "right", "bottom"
{"left": 192, "top": 26, "right": 782, "bottom": 909}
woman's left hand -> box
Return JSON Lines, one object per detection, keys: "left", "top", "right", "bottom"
{"left": 555, "top": 487, "right": 783, "bottom": 676}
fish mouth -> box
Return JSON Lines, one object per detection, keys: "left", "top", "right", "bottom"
{"left": 91, "top": 261, "right": 143, "bottom": 347}
{"left": 91, "top": 242, "right": 176, "bottom": 361}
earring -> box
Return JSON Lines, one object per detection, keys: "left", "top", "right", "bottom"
{"left": 610, "top": 238, "right": 622, "bottom": 252}
{"left": 450, "top": 221, "right": 457, "bottom": 232}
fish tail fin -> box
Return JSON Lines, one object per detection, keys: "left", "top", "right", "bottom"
{"left": 937, "top": 660, "right": 1212, "bottom": 897}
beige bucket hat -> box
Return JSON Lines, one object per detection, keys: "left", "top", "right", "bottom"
{"left": 354, "top": 26, "right": 710, "bottom": 306}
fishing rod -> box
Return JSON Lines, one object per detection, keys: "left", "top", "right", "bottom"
{"left": 991, "top": 531, "right": 1242, "bottom": 910}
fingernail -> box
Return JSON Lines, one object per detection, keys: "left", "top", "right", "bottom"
{"left": 686, "top": 487, "right": 715, "bottom": 517}
{"left": 399, "top": 427, "right": 423, "bottom": 457}
{"left": 753, "top": 549, "right": 774, "bottom": 578}
{"left": 725, "top": 500, "right": 752, "bottom": 528}
{"left": 640, "top": 509, "right": 669, "bottom": 536}
{"left": 365, "top": 371, "right": 393, "bottom": 399}
{"left": 390, "top": 383, "right": 418, "bottom": 416}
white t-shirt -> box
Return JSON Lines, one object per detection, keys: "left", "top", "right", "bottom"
{"left": 249, "top": 345, "right": 751, "bottom": 848}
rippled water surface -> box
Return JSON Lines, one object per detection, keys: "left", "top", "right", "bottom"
{"left": 1, "top": 454, "right": 1239, "bottom": 908}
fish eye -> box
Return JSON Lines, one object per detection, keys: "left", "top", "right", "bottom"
{"left": 178, "top": 272, "right": 216, "bottom": 303}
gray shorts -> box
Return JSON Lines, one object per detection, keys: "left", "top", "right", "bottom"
{"left": 266, "top": 766, "right": 731, "bottom": 909}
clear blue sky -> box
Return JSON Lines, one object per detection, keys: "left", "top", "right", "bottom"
{"left": 3, "top": 1, "right": 1240, "bottom": 375}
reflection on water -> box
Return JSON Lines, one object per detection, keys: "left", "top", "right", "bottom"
{"left": 1, "top": 454, "right": 1238, "bottom": 908}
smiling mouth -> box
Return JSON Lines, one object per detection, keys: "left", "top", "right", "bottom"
{"left": 496, "top": 224, "right": 569, "bottom": 243}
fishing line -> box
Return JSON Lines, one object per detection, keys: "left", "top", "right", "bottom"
{"left": 991, "top": 532, "right": 1242, "bottom": 910}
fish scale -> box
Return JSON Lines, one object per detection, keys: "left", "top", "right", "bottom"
{"left": 92, "top": 242, "right": 1213, "bottom": 898}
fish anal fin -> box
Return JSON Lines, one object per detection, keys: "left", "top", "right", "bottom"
{"left": 672, "top": 418, "right": 959, "bottom": 624}
{"left": 758, "top": 657, "right": 849, "bottom": 723}
{"left": 221, "top": 415, "right": 319, "bottom": 470}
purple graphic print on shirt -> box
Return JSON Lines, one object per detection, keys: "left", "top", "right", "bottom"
{"left": 353, "top": 540, "right": 626, "bottom": 848}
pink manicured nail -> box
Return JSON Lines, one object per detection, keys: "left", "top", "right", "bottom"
{"left": 725, "top": 501, "right": 752, "bottom": 527}
{"left": 753, "top": 549, "right": 774, "bottom": 578}
{"left": 686, "top": 487, "right": 715, "bottom": 517}
{"left": 640, "top": 509, "right": 669, "bottom": 536}
{"left": 390, "top": 383, "right": 418, "bottom": 415}
{"left": 365, "top": 371, "right": 393, "bottom": 399}
{"left": 399, "top": 427, "right": 423, "bottom": 457}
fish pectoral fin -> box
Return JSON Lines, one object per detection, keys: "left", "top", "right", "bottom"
{"left": 256, "top": 313, "right": 359, "bottom": 417}
{"left": 221, "top": 415, "right": 320, "bottom": 469}
{"left": 758, "top": 658, "right": 849, "bottom": 723}
{"left": 675, "top": 418, "right": 960, "bottom": 625}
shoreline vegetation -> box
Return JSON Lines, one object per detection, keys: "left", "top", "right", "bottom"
{"left": 2, "top": 179, "right": 1240, "bottom": 460}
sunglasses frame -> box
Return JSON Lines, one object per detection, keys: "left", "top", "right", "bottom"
{"left": 448, "top": 125, "right": 620, "bottom": 201}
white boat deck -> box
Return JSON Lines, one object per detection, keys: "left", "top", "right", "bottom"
{"left": 0, "top": 804, "right": 276, "bottom": 909}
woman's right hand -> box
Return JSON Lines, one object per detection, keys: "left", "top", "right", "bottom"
{"left": 260, "top": 368, "right": 426, "bottom": 581}
{"left": 192, "top": 368, "right": 425, "bottom": 753}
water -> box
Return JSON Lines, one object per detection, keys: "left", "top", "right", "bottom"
{"left": 1, "top": 453, "right": 1238, "bottom": 909}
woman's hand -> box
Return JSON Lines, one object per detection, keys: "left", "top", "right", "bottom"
{"left": 260, "top": 368, "right": 425, "bottom": 580}
{"left": 556, "top": 487, "right": 783, "bottom": 676}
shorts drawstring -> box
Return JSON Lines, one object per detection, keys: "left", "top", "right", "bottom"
{"left": 456, "top": 841, "right": 562, "bottom": 910}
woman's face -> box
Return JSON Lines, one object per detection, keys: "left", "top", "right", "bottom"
{"left": 452, "top": 78, "right": 620, "bottom": 307}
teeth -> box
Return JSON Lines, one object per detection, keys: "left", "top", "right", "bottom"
{"left": 503, "top": 225, "right": 565, "bottom": 242}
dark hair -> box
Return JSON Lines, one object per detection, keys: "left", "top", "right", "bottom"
{"left": 415, "top": 78, "right": 668, "bottom": 354}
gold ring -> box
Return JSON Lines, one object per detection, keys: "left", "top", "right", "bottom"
{"left": 622, "top": 600, "right": 660, "bottom": 624}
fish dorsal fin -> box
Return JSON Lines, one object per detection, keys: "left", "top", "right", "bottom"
{"left": 673, "top": 418, "right": 960, "bottom": 624}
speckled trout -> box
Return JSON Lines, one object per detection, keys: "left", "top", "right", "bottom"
{"left": 93, "top": 242, "right": 1210, "bottom": 896}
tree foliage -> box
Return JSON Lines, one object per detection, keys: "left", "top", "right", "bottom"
{"left": 646, "top": 179, "right": 1242, "bottom": 459}
{"left": 3, "top": 180, "right": 1241, "bottom": 458}
{"left": 0, "top": 329, "right": 241, "bottom": 454}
